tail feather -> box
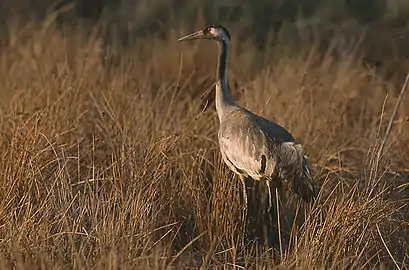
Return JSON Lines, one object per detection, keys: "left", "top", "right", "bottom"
{"left": 296, "top": 158, "right": 316, "bottom": 203}
{"left": 279, "top": 155, "right": 316, "bottom": 203}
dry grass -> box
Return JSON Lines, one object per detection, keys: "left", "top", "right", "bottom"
{"left": 0, "top": 17, "right": 408, "bottom": 269}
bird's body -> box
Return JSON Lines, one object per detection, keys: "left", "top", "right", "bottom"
{"left": 217, "top": 98, "right": 315, "bottom": 206}
{"left": 178, "top": 24, "right": 315, "bottom": 214}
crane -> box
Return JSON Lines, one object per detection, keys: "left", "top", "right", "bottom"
{"left": 178, "top": 24, "right": 315, "bottom": 222}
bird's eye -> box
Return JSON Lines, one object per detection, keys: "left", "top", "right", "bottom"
{"left": 204, "top": 27, "right": 212, "bottom": 34}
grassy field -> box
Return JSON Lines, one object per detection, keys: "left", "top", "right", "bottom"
{"left": 0, "top": 11, "right": 408, "bottom": 269}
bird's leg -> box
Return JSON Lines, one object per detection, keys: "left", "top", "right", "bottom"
{"left": 239, "top": 175, "right": 248, "bottom": 211}
{"left": 239, "top": 175, "right": 248, "bottom": 235}
{"left": 266, "top": 180, "right": 273, "bottom": 209}
{"left": 275, "top": 188, "right": 283, "bottom": 258}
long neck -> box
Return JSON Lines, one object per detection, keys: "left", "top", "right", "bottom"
{"left": 215, "top": 39, "right": 235, "bottom": 123}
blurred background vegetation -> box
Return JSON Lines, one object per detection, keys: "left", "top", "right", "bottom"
{"left": 0, "top": 1, "right": 406, "bottom": 44}
{"left": 1, "top": 0, "right": 408, "bottom": 82}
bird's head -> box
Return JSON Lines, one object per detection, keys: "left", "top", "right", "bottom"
{"left": 177, "top": 24, "right": 231, "bottom": 43}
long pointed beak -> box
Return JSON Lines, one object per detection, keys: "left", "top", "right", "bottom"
{"left": 177, "top": 30, "right": 205, "bottom": 42}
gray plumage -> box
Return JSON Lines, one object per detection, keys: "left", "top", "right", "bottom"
{"left": 178, "top": 24, "right": 315, "bottom": 212}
